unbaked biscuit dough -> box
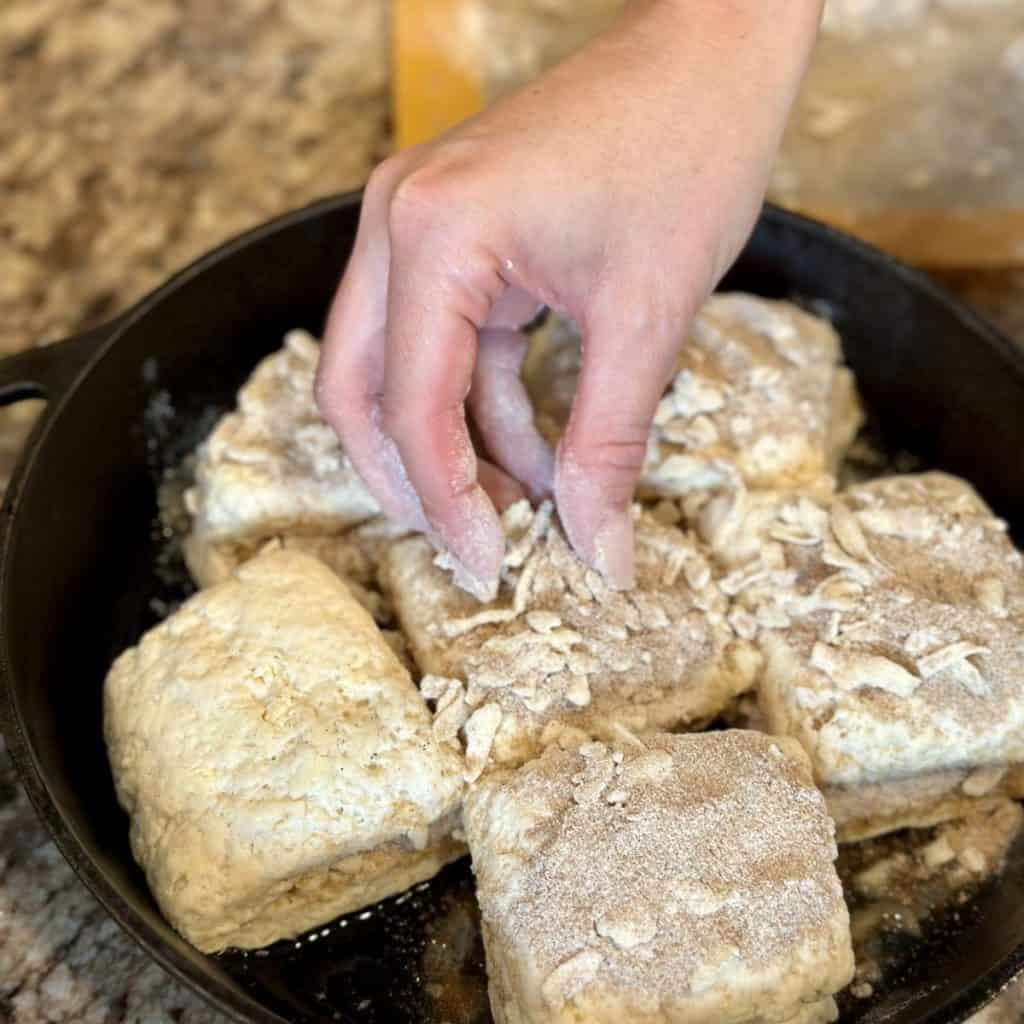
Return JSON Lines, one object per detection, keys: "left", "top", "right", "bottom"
{"left": 186, "top": 515, "right": 409, "bottom": 628}
{"left": 849, "top": 800, "right": 1024, "bottom": 908}
{"left": 386, "top": 500, "right": 760, "bottom": 777}
{"left": 729, "top": 473, "right": 1024, "bottom": 839}
{"left": 645, "top": 294, "right": 863, "bottom": 495}
{"left": 184, "top": 329, "right": 379, "bottom": 586}
{"left": 104, "top": 547, "right": 465, "bottom": 953}
{"left": 463, "top": 731, "right": 854, "bottom": 1024}
{"left": 525, "top": 293, "right": 862, "bottom": 501}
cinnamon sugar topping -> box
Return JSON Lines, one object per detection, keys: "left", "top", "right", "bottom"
{"left": 463, "top": 732, "right": 853, "bottom": 1019}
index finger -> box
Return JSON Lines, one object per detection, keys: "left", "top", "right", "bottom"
{"left": 314, "top": 160, "right": 430, "bottom": 533}
{"left": 380, "top": 215, "right": 508, "bottom": 601}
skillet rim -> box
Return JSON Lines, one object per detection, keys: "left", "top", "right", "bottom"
{"left": 0, "top": 191, "right": 1022, "bottom": 1024}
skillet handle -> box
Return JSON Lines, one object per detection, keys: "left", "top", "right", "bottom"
{"left": 0, "top": 320, "right": 120, "bottom": 406}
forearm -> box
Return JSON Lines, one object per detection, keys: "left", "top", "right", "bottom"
{"left": 528, "top": 0, "right": 821, "bottom": 280}
{"left": 615, "top": 0, "right": 823, "bottom": 117}
{"left": 631, "top": 0, "right": 823, "bottom": 62}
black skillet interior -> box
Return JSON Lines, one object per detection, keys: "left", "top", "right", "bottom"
{"left": 1, "top": 193, "right": 1023, "bottom": 1024}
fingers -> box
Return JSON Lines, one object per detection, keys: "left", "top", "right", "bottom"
{"left": 555, "top": 300, "right": 685, "bottom": 589}
{"left": 314, "top": 161, "right": 431, "bottom": 532}
{"left": 316, "top": 322, "right": 431, "bottom": 533}
{"left": 469, "top": 327, "right": 555, "bottom": 502}
{"left": 317, "top": 160, "right": 543, "bottom": 601}
{"left": 379, "top": 192, "right": 508, "bottom": 602}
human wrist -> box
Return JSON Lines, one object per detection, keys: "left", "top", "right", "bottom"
{"left": 612, "top": 0, "right": 822, "bottom": 130}
{"left": 642, "top": 0, "right": 823, "bottom": 34}
{"left": 626, "top": 0, "right": 823, "bottom": 75}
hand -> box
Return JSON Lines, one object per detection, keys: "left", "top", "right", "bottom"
{"left": 316, "top": 0, "right": 822, "bottom": 600}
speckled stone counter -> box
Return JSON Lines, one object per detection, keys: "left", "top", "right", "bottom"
{"left": 2, "top": 2, "right": 1023, "bottom": 1022}
{"left": 2, "top": 2, "right": 387, "bottom": 1020}
{"left": 0, "top": 0, "right": 388, "bottom": 490}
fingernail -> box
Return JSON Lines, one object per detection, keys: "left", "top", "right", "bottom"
{"left": 554, "top": 444, "right": 635, "bottom": 590}
{"left": 431, "top": 486, "right": 504, "bottom": 603}
{"left": 592, "top": 509, "right": 635, "bottom": 590}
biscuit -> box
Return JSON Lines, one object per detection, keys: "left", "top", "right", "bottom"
{"left": 524, "top": 294, "right": 862, "bottom": 497}
{"left": 184, "top": 330, "right": 378, "bottom": 585}
{"left": 733, "top": 473, "right": 1024, "bottom": 839}
{"left": 463, "top": 731, "right": 854, "bottom": 1024}
{"left": 186, "top": 516, "right": 408, "bottom": 626}
{"left": 104, "top": 547, "right": 465, "bottom": 952}
{"left": 386, "top": 501, "right": 759, "bottom": 777}
{"left": 848, "top": 799, "right": 1024, "bottom": 906}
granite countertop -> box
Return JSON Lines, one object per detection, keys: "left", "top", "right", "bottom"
{"left": 1, "top": 2, "right": 1023, "bottom": 1022}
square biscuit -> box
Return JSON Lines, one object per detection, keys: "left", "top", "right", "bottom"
{"left": 184, "top": 329, "right": 378, "bottom": 584}
{"left": 524, "top": 294, "right": 862, "bottom": 498}
{"left": 386, "top": 501, "right": 760, "bottom": 777}
{"left": 104, "top": 547, "right": 465, "bottom": 952}
{"left": 730, "top": 473, "right": 1024, "bottom": 839}
{"left": 643, "top": 293, "right": 862, "bottom": 496}
{"left": 463, "top": 731, "right": 854, "bottom": 1024}
{"left": 185, "top": 516, "right": 409, "bottom": 628}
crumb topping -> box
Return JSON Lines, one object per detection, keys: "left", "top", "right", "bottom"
{"left": 465, "top": 732, "right": 852, "bottom": 1011}
{"left": 743, "top": 473, "right": 1024, "bottom": 784}
{"left": 388, "top": 501, "right": 757, "bottom": 775}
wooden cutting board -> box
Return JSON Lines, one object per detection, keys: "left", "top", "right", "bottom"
{"left": 392, "top": 1, "right": 1024, "bottom": 268}
{"left": 393, "top": 0, "right": 485, "bottom": 149}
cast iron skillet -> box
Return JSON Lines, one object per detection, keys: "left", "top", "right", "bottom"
{"left": 0, "top": 192, "right": 1023, "bottom": 1024}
